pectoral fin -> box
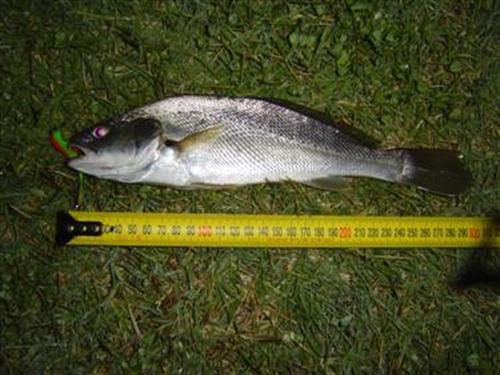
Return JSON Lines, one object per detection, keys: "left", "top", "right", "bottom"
{"left": 175, "top": 126, "right": 222, "bottom": 153}
{"left": 302, "top": 176, "right": 351, "bottom": 191}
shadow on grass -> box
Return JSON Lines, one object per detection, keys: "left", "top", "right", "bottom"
{"left": 450, "top": 215, "right": 500, "bottom": 291}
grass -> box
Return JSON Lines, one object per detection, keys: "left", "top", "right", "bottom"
{"left": 0, "top": 0, "right": 499, "bottom": 373}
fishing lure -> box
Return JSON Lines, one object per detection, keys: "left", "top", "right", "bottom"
{"left": 50, "top": 130, "right": 84, "bottom": 207}
{"left": 50, "top": 130, "right": 80, "bottom": 159}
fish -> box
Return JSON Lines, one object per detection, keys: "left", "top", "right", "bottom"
{"left": 68, "top": 95, "right": 471, "bottom": 195}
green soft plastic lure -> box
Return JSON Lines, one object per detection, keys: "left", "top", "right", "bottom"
{"left": 50, "top": 130, "right": 85, "bottom": 207}
{"left": 50, "top": 130, "right": 79, "bottom": 159}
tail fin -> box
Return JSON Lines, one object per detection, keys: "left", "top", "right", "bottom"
{"left": 389, "top": 149, "right": 472, "bottom": 196}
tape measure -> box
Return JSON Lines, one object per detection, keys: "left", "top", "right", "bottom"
{"left": 56, "top": 211, "right": 499, "bottom": 248}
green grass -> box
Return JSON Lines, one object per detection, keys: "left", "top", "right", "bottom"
{"left": 1, "top": 0, "right": 499, "bottom": 373}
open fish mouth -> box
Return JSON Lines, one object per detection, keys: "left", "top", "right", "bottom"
{"left": 68, "top": 143, "right": 92, "bottom": 158}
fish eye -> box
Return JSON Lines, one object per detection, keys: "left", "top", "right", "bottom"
{"left": 92, "top": 126, "right": 109, "bottom": 139}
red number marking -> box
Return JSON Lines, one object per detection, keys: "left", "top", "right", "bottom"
{"left": 340, "top": 227, "right": 352, "bottom": 238}
{"left": 468, "top": 228, "right": 480, "bottom": 239}
{"left": 197, "top": 225, "right": 213, "bottom": 237}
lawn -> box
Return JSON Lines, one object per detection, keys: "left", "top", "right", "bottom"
{"left": 1, "top": 1, "right": 499, "bottom": 373}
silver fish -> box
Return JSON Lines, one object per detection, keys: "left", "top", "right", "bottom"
{"left": 68, "top": 95, "right": 471, "bottom": 195}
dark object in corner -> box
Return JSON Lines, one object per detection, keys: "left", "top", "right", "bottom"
{"left": 451, "top": 215, "right": 500, "bottom": 290}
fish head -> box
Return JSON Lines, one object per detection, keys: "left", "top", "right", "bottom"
{"left": 67, "top": 117, "right": 163, "bottom": 182}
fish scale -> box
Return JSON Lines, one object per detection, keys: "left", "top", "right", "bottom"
{"left": 148, "top": 98, "right": 378, "bottom": 184}
{"left": 138, "top": 97, "right": 371, "bottom": 156}
{"left": 188, "top": 126, "right": 331, "bottom": 184}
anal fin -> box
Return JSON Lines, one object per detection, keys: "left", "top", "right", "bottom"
{"left": 302, "top": 176, "right": 351, "bottom": 191}
{"left": 190, "top": 182, "right": 239, "bottom": 190}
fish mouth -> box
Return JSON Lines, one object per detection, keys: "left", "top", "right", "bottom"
{"left": 66, "top": 143, "right": 97, "bottom": 169}
{"left": 68, "top": 143, "right": 92, "bottom": 158}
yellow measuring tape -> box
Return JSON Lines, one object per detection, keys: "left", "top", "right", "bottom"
{"left": 57, "top": 211, "right": 499, "bottom": 248}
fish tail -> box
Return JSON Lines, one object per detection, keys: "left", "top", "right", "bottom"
{"left": 383, "top": 148, "right": 472, "bottom": 196}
